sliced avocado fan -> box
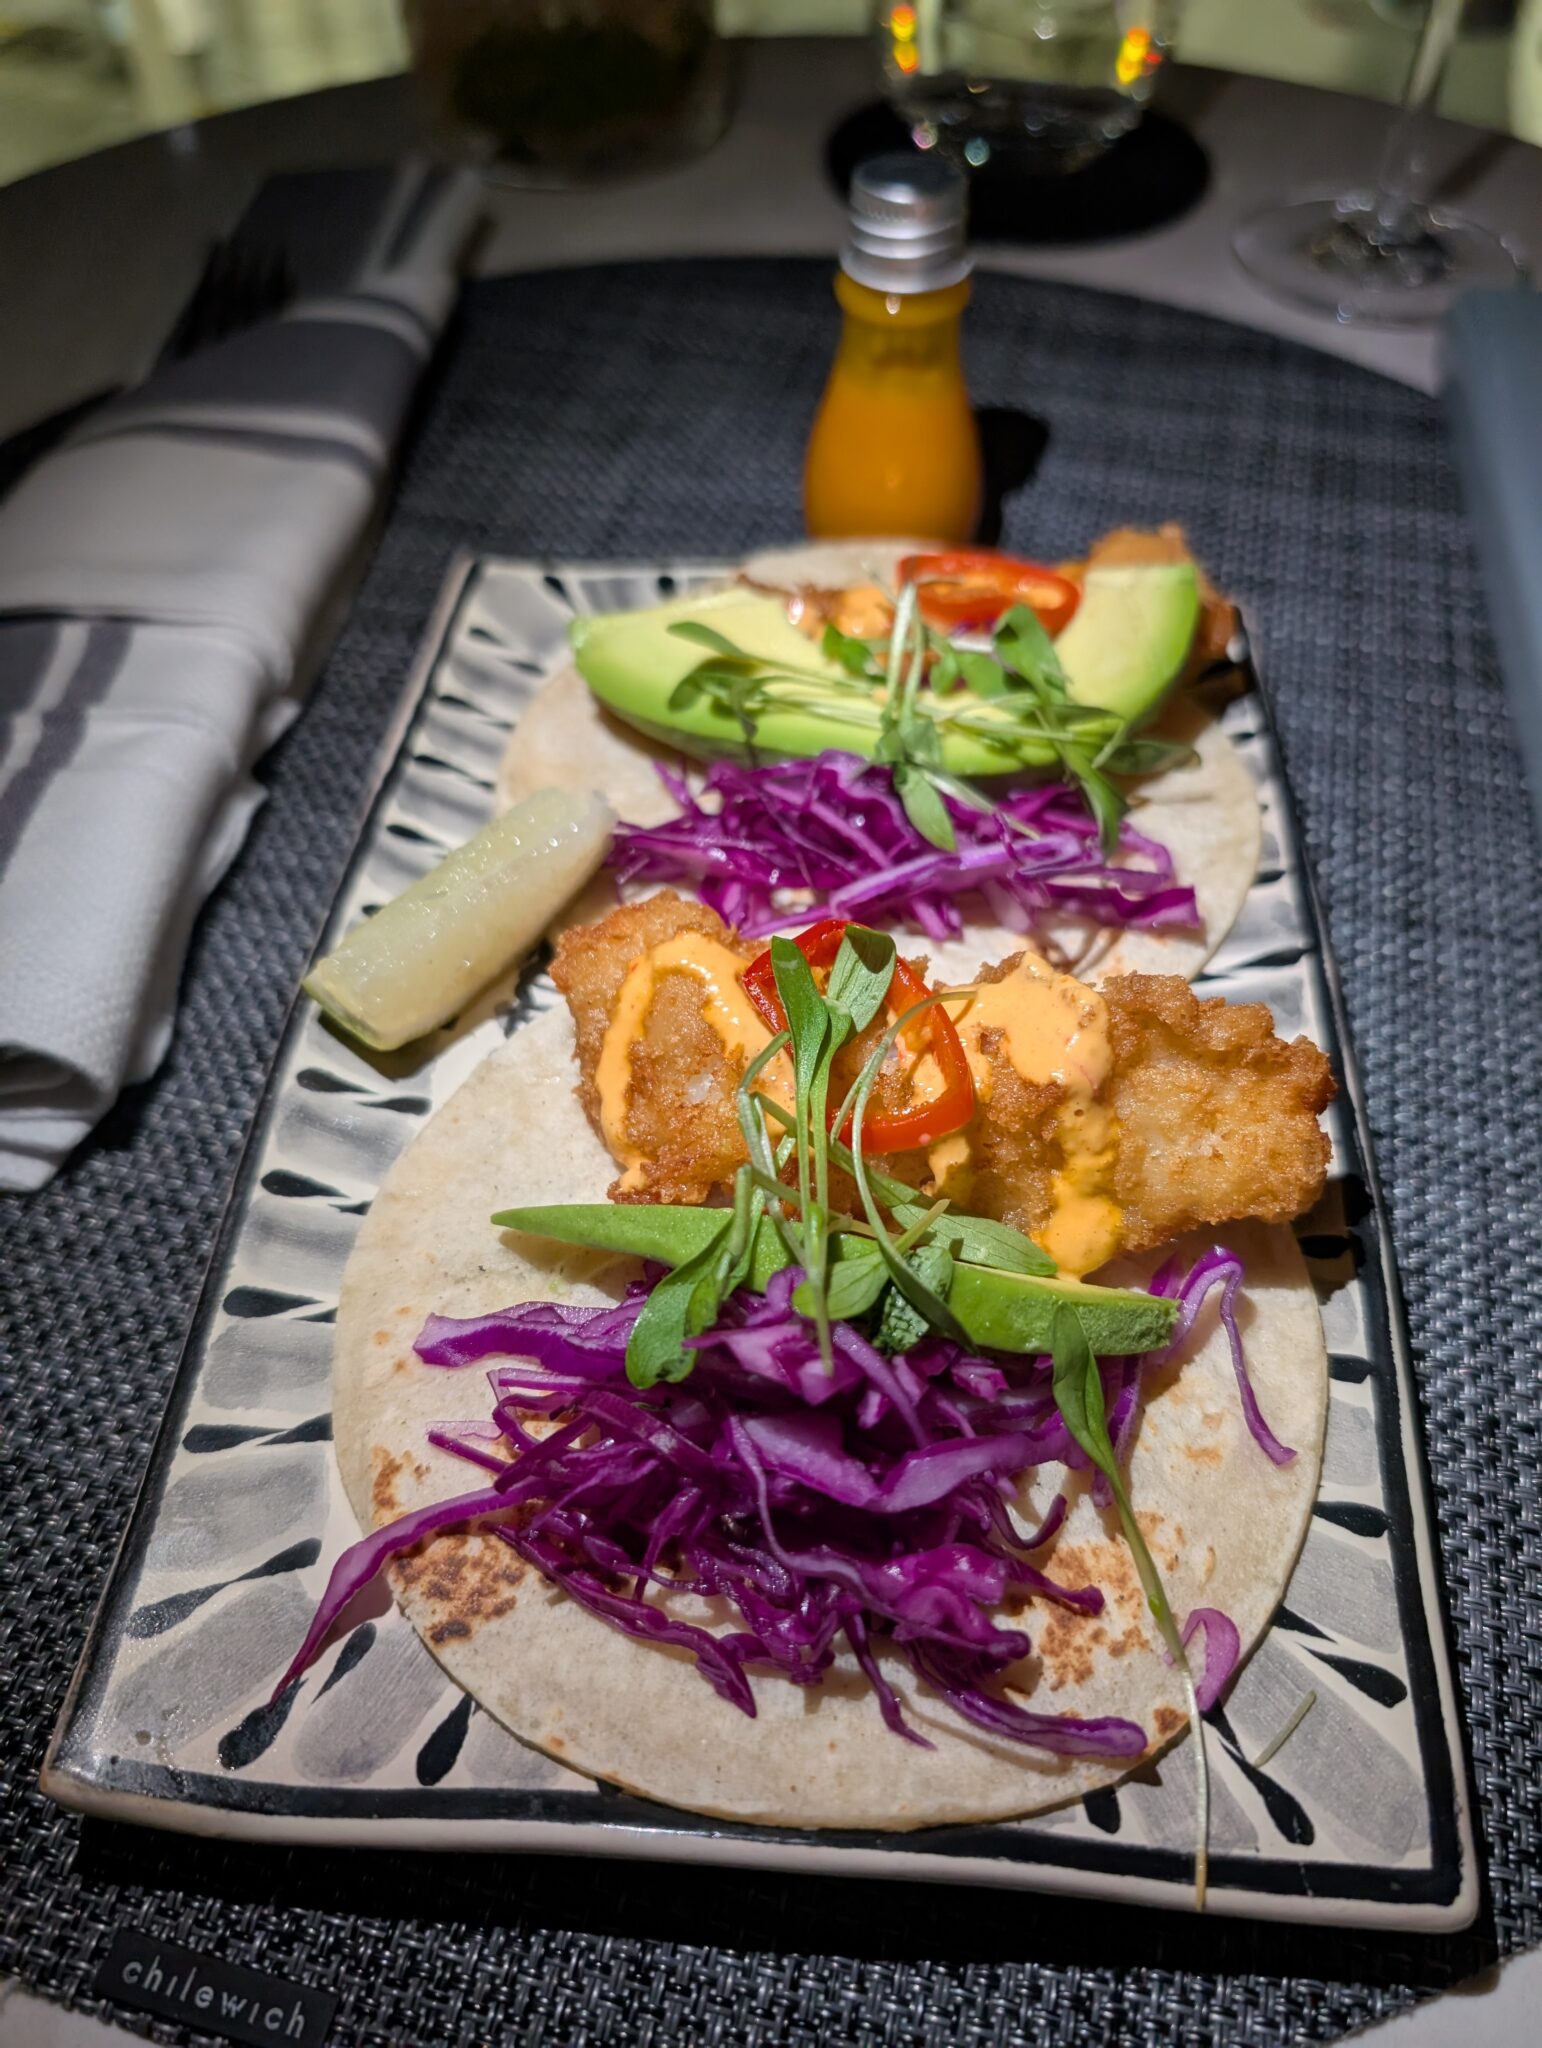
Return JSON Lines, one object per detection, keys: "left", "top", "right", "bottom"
{"left": 570, "top": 588, "right": 1030, "bottom": 776}
{"left": 570, "top": 563, "right": 1200, "bottom": 773}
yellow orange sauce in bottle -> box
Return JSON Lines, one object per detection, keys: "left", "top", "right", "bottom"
{"left": 804, "top": 153, "right": 982, "bottom": 543}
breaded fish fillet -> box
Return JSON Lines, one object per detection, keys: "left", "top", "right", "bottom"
{"left": 1104, "top": 973, "right": 1335, "bottom": 1252}
{"left": 551, "top": 892, "right": 925, "bottom": 1208}
{"left": 930, "top": 958, "right": 1335, "bottom": 1262}
{"left": 551, "top": 891, "right": 756, "bottom": 1206}
{"left": 552, "top": 895, "right": 1335, "bottom": 1262}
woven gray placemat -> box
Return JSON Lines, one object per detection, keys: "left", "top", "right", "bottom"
{"left": 2, "top": 260, "right": 1538, "bottom": 2048}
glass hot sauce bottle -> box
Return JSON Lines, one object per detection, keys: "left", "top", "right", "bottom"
{"left": 804, "top": 154, "right": 982, "bottom": 543}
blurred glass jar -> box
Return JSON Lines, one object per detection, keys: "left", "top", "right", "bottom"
{"left": 874, "top": 1, "right": 1175, "bottom": 176}
{"left": 405, "top": 0, "right": 733, "bottom": 184}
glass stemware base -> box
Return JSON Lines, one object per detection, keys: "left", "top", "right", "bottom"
{"left": 1233, "top": 190, "right": 1522, "bottom": 325}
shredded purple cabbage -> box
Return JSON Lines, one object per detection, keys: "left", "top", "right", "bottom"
{"left": 609, "top": 751, "right": 1200, "bottom": 942}
{"left": 276, "top": 1270, "right": 1142, "bottom": 1755}
{"left": 1148, "top": 1247, "right": 1296, "bottom": 1466}
{"left": 1083, "top": 1246, "right": 1295, "bottom": 1516}
{"left": 1178, "top": 1606, "right": 1242, "bottom": 1713}
{"left": 277, "top": 1251, "right": 1280, "bottom": 1750}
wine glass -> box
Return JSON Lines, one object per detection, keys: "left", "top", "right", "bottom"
{"left": 873, "top": 2, "right": 1176, "bottom": 177}
{"left": 1232, "top": 0, "right": 1523, "bottom": 324}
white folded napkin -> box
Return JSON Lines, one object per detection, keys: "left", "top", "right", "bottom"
{"left": 0, "top": 161, "right": 481, "bottom": 1190}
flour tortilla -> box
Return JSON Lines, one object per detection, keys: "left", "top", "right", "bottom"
{"left": 333, "top": 1001, "right": 1327, "bottom": 1831}
{"left": 498, "top": 541, "right": 1261, "bottom": 983}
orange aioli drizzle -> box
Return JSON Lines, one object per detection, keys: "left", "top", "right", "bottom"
{"left": 592, "top": 937, "right": 1119, "bottom": 1275}
{"left": 596, "top": 934, "right": 793, "bottom": 1191}
{"left": 921, "top": 954, "right": 1123, "bottom": 1277}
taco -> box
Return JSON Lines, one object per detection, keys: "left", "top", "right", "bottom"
{"left": 306, "top": 911, "right": 1332, "bottom": 1834}
{"left": 497, "top": 533, "right": 1261, "bottom": 986}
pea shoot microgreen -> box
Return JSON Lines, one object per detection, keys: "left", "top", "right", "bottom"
{"left": 1050, "top": 1303, "right": 1211, "bottom": 1909}
{"left": 666, "top": 578, "right": 1192, "bottom": 858}
{"left": 765, "top": 925, "right": 895, "bottom": 1368}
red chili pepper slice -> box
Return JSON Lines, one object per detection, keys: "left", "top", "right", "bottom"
{"left": 899, "top": 548, "right": 1080, "bottom": 637}
{"left": 741, "top": 919, "right": 848, "bottom": 1024}
{"left": 742, "top": 920, "right": 975, "bottom": 1155}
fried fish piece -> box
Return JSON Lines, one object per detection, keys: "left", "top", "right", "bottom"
{"left": 551, "top": 890, "right": 756, "bottom": 1206}
{"left": 553, "top": 899, "right": 1334, "bottom": 1265}
{"left": 918, "top": 984, "right": 1065, "bottom": 1251}
{"left": 1103, "top": 972, "right": 1335, "bottom": 1252}
{"left": 936, "top": 958, "right": 1334, "bottom": 1258}
{"left": 552, "top": 892, "right": 926, "bottom": 1208}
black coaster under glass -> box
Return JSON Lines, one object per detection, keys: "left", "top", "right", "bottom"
{"left": 825, "top": 100, "right": 1208, "bottom": 246}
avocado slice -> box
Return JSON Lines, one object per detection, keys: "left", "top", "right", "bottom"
{"left": 570, "top": 590, "right": 1063, "bottom": 778}
{"left": 572, "top": 589, "right": 865, "bottom": 762}
{"left": 1056, "top": 562, "right": 1201, "bottom": 725}
{"left": 946, "top": 1262, "right": 1176, "bottom": 1358}
{"left": 494, "top": 1203, "right": 1176, "bottom": 1357}
{"left": 495, "top": 1201, "right": 789, "bottom": 1293}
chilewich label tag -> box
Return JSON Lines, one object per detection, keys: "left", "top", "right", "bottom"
{"left": 94, "top": 1930, "right": 336, "bottom": 2048}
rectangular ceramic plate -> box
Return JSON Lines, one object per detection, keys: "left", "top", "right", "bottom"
{"left": 45, "top": 556, "right": 1477, "bottom": 1928}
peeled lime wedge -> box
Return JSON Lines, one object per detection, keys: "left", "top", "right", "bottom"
{"left": 305, "top": 787, "right": 614, "bottom": 1050}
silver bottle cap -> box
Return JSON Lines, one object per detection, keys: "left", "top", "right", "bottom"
{"left": 841, "top": 153, "right": 972, "bottom": 295}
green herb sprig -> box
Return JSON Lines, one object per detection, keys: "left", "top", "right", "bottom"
{"left": 668, "top": 581, "right": 1193, "bottom": 859}
{"left": 599, "top": 925, "right": 914, "bottom": 1384}
{"left": 842, "top": 984, "right": 975, "bottom": 1346}
{"left": 764, "top": 926, "right": 895, "bottom": 1369}
{"left": 665, "top": 621, "right": 877, "bottom": 753}
{"left": 1051, "top": 1303, "right": 1211, "bottom": 1909}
